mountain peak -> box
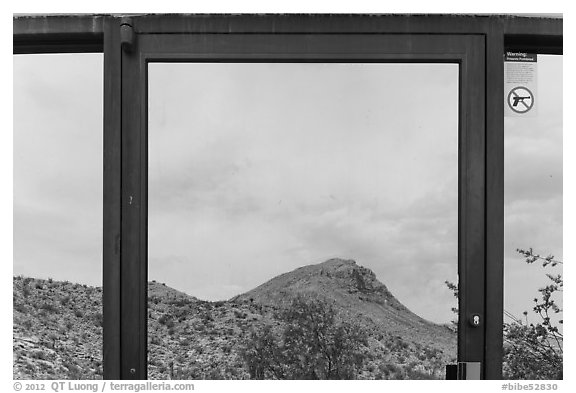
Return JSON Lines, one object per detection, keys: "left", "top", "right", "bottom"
{"left": 234, "top": 258, "right": 398, "bottom": 309}
{"left": 320, "top": 257, "right": 357, "bottom": 266}
{"left": 233, "top": 258, "right": 454, "bottom": 351}
{"left": 315, "top": 258, "right": 383, "bottom": 292}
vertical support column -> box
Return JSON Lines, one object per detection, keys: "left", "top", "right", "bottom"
{"left": 458, "top": 36, "right": 486, "bottom": 376}
{"left": 120, "top": 17, "right": 147, "bottom": 380}
{"left": 103, "top": 16, "right": 122, "bottom": 380}
{"left": 485, "top": 20, "right": 505, "bottom": 380}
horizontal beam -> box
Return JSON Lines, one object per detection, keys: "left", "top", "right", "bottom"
{"left": 13, "top": 14, "right": 562, "bottom": 55}
{"left": 131, "top": 13, "right": 498, "bottom": 34}
{"left": 502, "top": 15, "right": 562, "bottom": 36}
{"left": 13, "top": 14, "right": 106, "bottom": 53}
{"left": 505, "top": 34, "right": 562, "bottom": 55}
{"left": 129, "top": 14, "right": 562, "bottom": 37}
{"left": 502, "top": 15, "right": 562, "bottom": 55}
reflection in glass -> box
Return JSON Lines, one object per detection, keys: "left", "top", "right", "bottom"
{"left": 148, "top": 63, "right": 458, "bottom": 379}
{"left": 13, "top": 54, "right": 103, "bottom": 379}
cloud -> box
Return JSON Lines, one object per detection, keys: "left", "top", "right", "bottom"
{"left": 13, "top": 54, "right": 103, "bottom": 286}
{"left": 13, "top": 55, "right": 561, "bottom": 327}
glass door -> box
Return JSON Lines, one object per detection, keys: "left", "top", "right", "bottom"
{"left": 148, "top": 62, "right": 458, "bottom": 380}
{"left": 119, "top": 31, "right": 486, "bottom": 379}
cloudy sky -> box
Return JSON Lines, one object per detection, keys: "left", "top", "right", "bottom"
{"left": 503, "top": 56, "right": 563, "bottom": 324}
{"left": 147, "top": 62, "right": 459, "bottom": 323}
{"left": 13, "top": 54, "right": 562, "bottom": 325}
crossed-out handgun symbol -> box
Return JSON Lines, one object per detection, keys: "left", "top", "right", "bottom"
{"left": 512, "top": 94, "right": 531, "bottom": 108}
{"left": 508, "top": 86, "right": 534, "bottom": 113}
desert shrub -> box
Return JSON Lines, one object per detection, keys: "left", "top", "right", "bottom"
{"left": 158, "top": 314, "right": 170, "bottom": 325}
{"left": 22, "top": 286, "right": 31, "bottom": 298}
{"left": 161, "top": 316, "right": 175, "bottom": 329}
{"left": 25, "top": 362, "right": 36, "bottom": 373}
{"left": 503, "top": 322, "right": 562, "bottom": 379}
{"left": 172, "top": 307, "right": 188, "bottom": 322}
{"left": 31, "top": 349, "right": 47, "bottom": 360}
{"left": 242, "top": 295, "right": 369, "bottom": 380}
{"left": 445, "top": 248, "right": 563, "bottom": 380}
{"left": 380, "top": 362, "right": 401, "bottom": 378}
{"left": 91, "top": 312, "right": 103, "bottom": 327}
{"left": 222, "top": 343, "right": 232, "bottom": 354}
{"left": 169, "top": 298, "right": 192, "bottom": 307}
{"left": 60, "top": 295, "right": 71, "bottom": 306}
{"left": 202, "top": 310, "right": 214, "bottom": 322}
{"left": 39, "top": 302, "right": 57, "bottom": 312}
{"left": 193, "top": 344, "right": 204, "bottom": 355}
{"left": 502, "top": 249, "right": 563, "bottom": 380}
{"left": 22, "top": 319, "right": 33, "bottom": 330}
{"left": 14, "top": 301, "right": 27, "bottom": 313}
{"left": 405, "top": 367, "right": 430, "bottom": 380}
{"left": 62, "top": 358, "right": 82, "bottom": 379}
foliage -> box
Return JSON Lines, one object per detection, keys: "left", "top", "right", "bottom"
{"left": 241, "top": 295, "right": 369, "bottom": 379}
{"left": 503, "top": 249, "right": 563, "bottom": 380}
{"left": 445, "top": 248, "right": 563, "bottom": 380}
{"left": 444, "top": 280, "right": 458, "bottom": 331}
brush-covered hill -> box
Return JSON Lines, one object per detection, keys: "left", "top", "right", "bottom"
{"left": 233, "top": 258, "right": 455, "bottom": 352}
{"left": 13, "top": 277, "right": 103, "bottom": 379}
{"left": 13, "top": 258, "right": 456, "bottom": 380}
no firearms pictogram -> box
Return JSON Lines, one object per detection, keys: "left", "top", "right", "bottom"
{"left": 507, "top": 86, "right": 534, "bottom": 114}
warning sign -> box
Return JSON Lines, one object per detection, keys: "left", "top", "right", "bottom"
{"left": 505, "top": 52, "right": 537, "bottom": 117}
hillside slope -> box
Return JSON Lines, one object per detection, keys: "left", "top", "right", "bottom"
{"left": 13, "top": 258, "right": 456, "bottom": 380}
{"left": 233, "top": 258, "right": 455, "bottom": 351}
{"left": 13, "top": 277, "right": 103, "bottom": 379}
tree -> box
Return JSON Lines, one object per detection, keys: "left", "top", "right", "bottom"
{"left": 241, "top": 324, "right": 285, "bottom": 379}
{"left": 241, "top": 295, "right": 369, "bottom": 379}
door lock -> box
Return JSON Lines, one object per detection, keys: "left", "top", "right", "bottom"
{"left": 469, "top": 314, "right": 481, "bottom": 327}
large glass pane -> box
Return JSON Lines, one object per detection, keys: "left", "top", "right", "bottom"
{"left": 148, "top": 63, "right": 458, "bottom": 379}
{"left": 13, "top": 54, "right": 103, "bottom": 379}
{"left": 503, "top": 55, "right": 563, "bottom": 379}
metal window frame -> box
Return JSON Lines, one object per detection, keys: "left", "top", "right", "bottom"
{"left": 12, "top": 13, "right": 563, "bottom": 381}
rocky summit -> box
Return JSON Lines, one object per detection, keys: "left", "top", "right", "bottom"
{"left": 13, "top": 258, "right": 456, "bottom": 380}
